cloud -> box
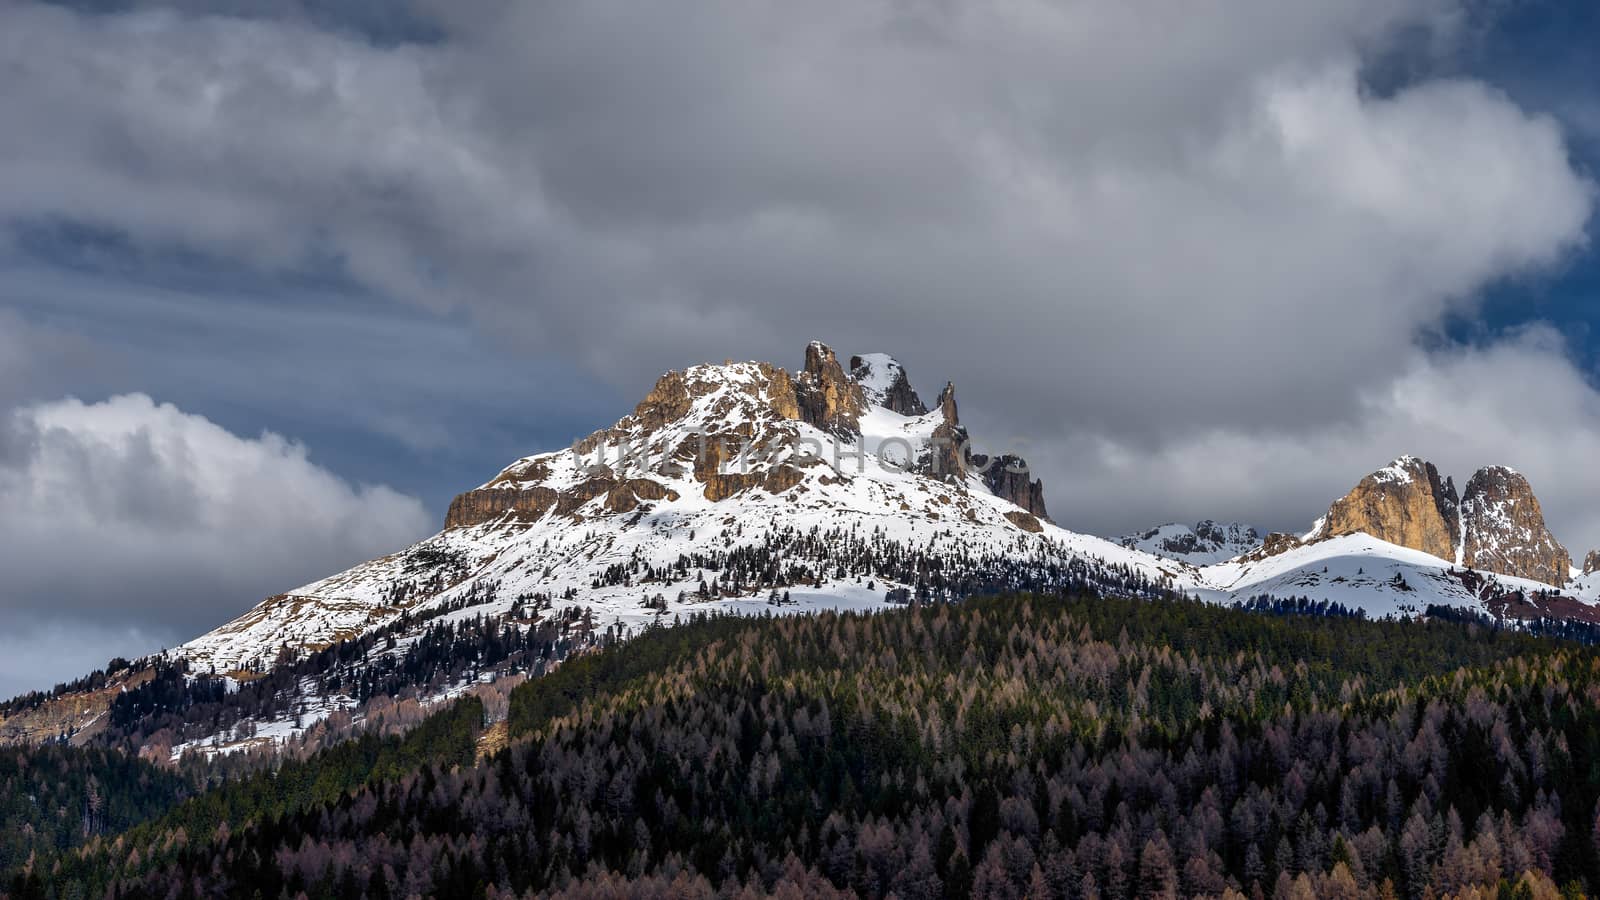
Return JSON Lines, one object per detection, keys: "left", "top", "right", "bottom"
{"left": 0, "top": 1, "right": 1588, "bottom": 429}
{"left": 0, "top": 0, "right": 1596, "bottom": 588}
{"left": 0, "top": 393, "right": 432, "bottom": 694}
{"left": 1030, "top": 326, "right": 1600, "bottom": 556}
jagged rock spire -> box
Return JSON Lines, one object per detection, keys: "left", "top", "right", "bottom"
{"left": 796, "top": 341, "right": 868, "bottom": 436}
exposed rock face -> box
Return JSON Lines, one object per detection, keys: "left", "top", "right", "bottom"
{"left": 923, "top": 382, "right": 969, "bottom": 482}
{"left": 978, "top": 454, "right": 1049, "bottom": 520}
{"left": 1252, "top": 532, "right": 1304, "bottom": 560}
{"left": 445, "top": 486, "right": 559, "bottom": 529}
{"left": 1586, "top": 551, "right": 1600, "bottom": 576}
{"left": 446, "top": 341, "right": 1054, "bottom": 527}
{"left": 849, "top": 354, "right": 927, "bottom": 416}
{"left": 1318, "top": 456, "right": 1461, "bottom": 562}
{"left": 796, "top": 342, "right": 867, "bottom": 435}
{"left": 445, "top": 477, "right": 681, "bottom": 528}
{"left": 1459, "top": 466, "right": 1571, "bottom": 587}
{"left": 1303, "top": 456, "right": 1573, "bottom": 587}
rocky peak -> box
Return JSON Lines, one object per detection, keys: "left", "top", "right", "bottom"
{"left": 922, "top": 382, "right": 968, "bottom": 483}
{"left": 445, "top": 341, "right": 1057, "bottom": 529}
{"left": 1316, "top": 456, "right": 1461, "bottom": 562}
{"left": 934, "top": 382, "right": 959, "bottom": 428}
{"left": 849, "top": 353, "right": 927, "bottom": 416}
{"left": 796, "top": 341, "right": 868, "bottom": 436}
{"left": 1585, "top": 551, "right": 1600, "bottom": 576}
{"left": 976, "top": 455, "right": 1049, "bottom": 521}
{"left": 1460, "top": 466, "right": 1570, "bottom": 587}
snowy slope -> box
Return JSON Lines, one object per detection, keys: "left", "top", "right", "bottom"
{"left": 1203, "top": 533, "right": 1600, "bottom": 620}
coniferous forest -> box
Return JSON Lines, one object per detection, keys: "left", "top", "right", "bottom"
{"left": 9, "top": 593, "right": 1600, "bottom": 898}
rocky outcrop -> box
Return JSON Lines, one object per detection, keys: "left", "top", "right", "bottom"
{"left": 447, "top": 477, "right": 680, "bottom": 528}
{"left": 1586, "top": 551, "right": 1600, "bottom": 576}
{"left": 1123, "top": 521, "right": 1261, "bottom": 563}
{"left": 1460, "top": 466, "right": 1570, "bottom": 587}
{"left": 796, "top": 342, "right": 867, "bottom": 435}
{"left": 1305, "top": 456, "right": 1573, "bottom": 587}
{"left": 1004, "top": 511, "right": 1043, "bottom": 533}
{"left": 450, "top": 340, "right": 1053, "bottom": 526}
{"left": 923, "top": 382, "right": 968, "bottom": 482}
{"left": 1238, "top": 532, "right": 1304, "bottom": 564}
{"left": 1318, "top": 456, "right": 1461, "bottom": 562}
{"left": 977, "top": 454, "right": 1049, "bottom": 520}
{"left": 445, "top": 486, "right": 560, "bottom": 529}
{"left": 849, "top": 354, "right": 927, "bottom": 416}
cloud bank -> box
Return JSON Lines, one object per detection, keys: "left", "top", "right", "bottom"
{"left": 0, "top": 0, "right": 1598, "bottom": 650}
{"left": 0, "top": 393, "right": 431, "bottom": 696}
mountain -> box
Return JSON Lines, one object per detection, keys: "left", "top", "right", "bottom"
{"left": 1459, "top": 465, "right": 1572, "bottom": 586}
{"left": 1120, "top": 520, "right": 1262, "bottom": 564}
{"left": 1309, "top": 455, "right": 1461, "bottom": 561}
{"left": 8, "top": 345, "right": 1600, "bottom": 760}
{"left": 1304, "top": 456, "right": 1572, "bottom": 587}
{"left": 176, "top": 342, "right": 1177, "bottom": 680}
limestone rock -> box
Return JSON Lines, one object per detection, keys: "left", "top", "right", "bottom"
{"left": 923, "top": 382, "right": 968, "bottom": 482}
{"left": 976, "top": 454, "right": 1049, "bottom": 520}
{"left": 1459, "top": 466, "right": 1571, "bottom": 587}
{"left": 796, "top": 341, "right": 867, "bottom": 436}
{"left": 1586, "top": 551, "right": 1600, "bottom": 576}
{"left": 1317, "top": 456, "right": 1460, "bottom": 562}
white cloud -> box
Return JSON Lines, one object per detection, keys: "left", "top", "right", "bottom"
{"left": 0, "top": 394, "right": 432, "bottom": 695}
{"left": 0, "top": 1, "right": 1588, "bottom": 435}
{"left": 1032, "top": 327, "right": 1600, "bottom": 556}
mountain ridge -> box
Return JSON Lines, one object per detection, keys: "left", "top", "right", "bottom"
{"left": 8, "top": 342, "right": 1600, "bottom": 758}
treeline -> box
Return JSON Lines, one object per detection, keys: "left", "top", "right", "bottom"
{"left": 90, "top": 609, "right": 598, "bottom": 756}
{"left": 1426, "top": 603, "right": 1600, "bottom": 647}
{"left": 0, "top": 746, "right": 191, "bottom": 876}
{"left": 0, "top": 657, "right": 151, "bottom": 720}
{"left": 588, "top": 522, "right": 1179, "bottom": 605}
{"left": 14, "top": 594, "right": 1600, "bottom": 898}
{"left": 1233, "top": 594, "right": 1366, "bottom": 620}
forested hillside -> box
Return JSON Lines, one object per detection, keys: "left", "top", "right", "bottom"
{"left": 10, "top": 594, "right": 1600, "bottom": 898}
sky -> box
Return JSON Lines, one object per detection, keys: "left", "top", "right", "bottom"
{"left": 1, "top": 0, "right": 1598, "bottom": 698}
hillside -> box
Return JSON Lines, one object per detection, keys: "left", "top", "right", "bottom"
{"left": 13, "top": 594, "right": 1600, "bottom": 899}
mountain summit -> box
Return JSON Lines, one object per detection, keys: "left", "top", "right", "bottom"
{"left": 179, "top": 342, "right": 1156, "bottom": 674}
{"left": 1306, "top": 456, "right": 1569, "bottom": 586}
{"left": 1310, "top": 456, "right": 1462, "bottom": 562}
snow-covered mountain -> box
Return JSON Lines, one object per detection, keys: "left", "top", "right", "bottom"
{"left": 9, "top": 344, "right": 1600, "bottom": 755}
{"left": 178, "top": 342, "right": 1180, "bottom": 674}
{"left": 1120, "top": 521, "right": 1263, "bottom": 565}
{"left": 182, "top": 350, "right": 1600, "bottom": 677}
